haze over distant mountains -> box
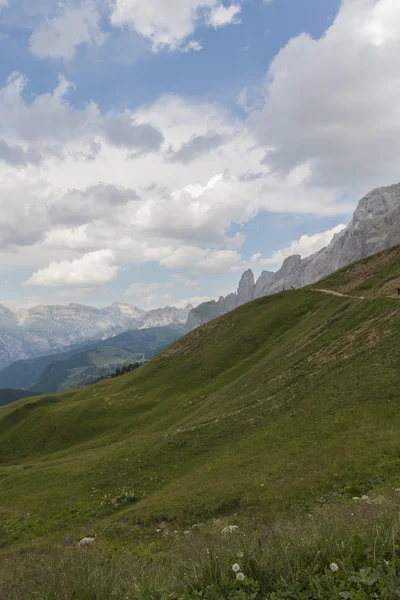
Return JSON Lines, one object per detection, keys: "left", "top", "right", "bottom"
{"left": 0, "top": 302, "right": 192, "bottom": 370}
{"left": 187, "top": 183, "right": 400, "bottom": 330}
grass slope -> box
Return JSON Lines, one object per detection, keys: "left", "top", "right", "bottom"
{"left": 1, "top": 246, "right": 400, "bottom": 548}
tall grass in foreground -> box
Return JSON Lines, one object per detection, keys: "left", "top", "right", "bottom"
{"left": 2, "top": 496, "right": 400, "bottom": 600}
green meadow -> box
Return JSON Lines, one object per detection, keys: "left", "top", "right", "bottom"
{"left": 2, "top": 246, "right": 400, "bottom": 598}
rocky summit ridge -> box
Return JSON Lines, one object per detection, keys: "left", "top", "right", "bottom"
{"left": 187, "top": 182, "right": 400, "bottom": 330}
{"left": 0, "top": 302, "right": 192, "bottom": 370}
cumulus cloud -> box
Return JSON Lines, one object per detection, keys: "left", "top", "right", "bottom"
{"left": 6, "top": 0, "right": 400, "bottom": 301}
{"left": 0, "top": 73, "right": 99, "bottom": 146}
{"left": 158, "top": 246, "right": 243, "bottom": 273}
{"left": 25, "top": 250, "right": 119, "bottom": 287}
{"left": 250, "top": 0, "right": 400, "bottom": 191}
{"left": 124, "top": 275, "right": 201, "bottom": 301}
{"left": 0, "top": 138, "right": 41, "bottom": 166}
{"left": 110, "top": 0, "right": 242, "bottom": 51}
{"left": 123, "top": 277, "right": 208, "bottom": 309}
{"left": 0, "top": 173, "right": 50, "bottom": 250}
{"left": 208, "top": 3, "right": 241, "bottom": 27}
{"left": 180, "top": 40, "right": 203, "bottom": 53}
{"left": 253, "top": 224, "right": 347, "bottom": 269}
{"left": 166, "top": 131, "right": 228, "bottom": 163}
{"left": 174, "top": 295, "right": 212, "bottom": 309}
{"left": 104, "top": 113, "right": 164, "bottom": 154}
{"left": 48, "top": 184, "right": 139, "bottom": 227}
{"left": 124, "top": 281, "right": 165, "bottom": 297}
{"left": 29, "top": 1, "right": 106, "bottom": 60}
{"left": 171, "top": 274, "right": 201, "bottom": 287}
{"left": 0, "top": 68, "right": 353, "bottom": 281}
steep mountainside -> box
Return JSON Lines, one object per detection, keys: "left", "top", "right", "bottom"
{"left": 1, "top": 245, "right": 400, "bottom": 548}
{"left": 0, "top": 302, "right": 192, "bottom": 370}
{"left": 0, "top": 325, "right": 184, "bottom": 392}
{"left": 188, "top": 182, "right": 400, "bottom": 330}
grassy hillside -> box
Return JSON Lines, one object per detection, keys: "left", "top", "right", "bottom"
{"left": 1, "top": 246, "right": 400, "bottom": 550}
{"left": 0, "top": 325, "right": 184, "bottom": 393}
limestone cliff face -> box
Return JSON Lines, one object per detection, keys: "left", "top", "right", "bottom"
{"left": 186, "top": 271, "right": 257, "bottom": 331}
{"left": 237, "top": 270, "right": 255, "bottom": 306}
{"left": 187, "top": 182, "right": 400, "bottom": 331}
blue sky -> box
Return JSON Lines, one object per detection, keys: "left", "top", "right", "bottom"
{"left": 0, "top": 0, "right": 398, "bottom": 309}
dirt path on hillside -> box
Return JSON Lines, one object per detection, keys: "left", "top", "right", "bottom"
{"left": 313, "top": 288, "right": 366, "bottom": 299}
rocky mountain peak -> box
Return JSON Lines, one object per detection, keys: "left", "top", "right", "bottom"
{"left": 354, "top": 183, "right": 400, "bottom": 220}
{"left": 237, "top": 269, "right": 255, "bottom": 306}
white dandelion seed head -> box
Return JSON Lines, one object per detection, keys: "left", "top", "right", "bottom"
{"left": 237, "top": 551, "right": 244, "bottom": 558}
{"left": 236, "top": 572, "right": 245, "bottom": 581}
{"left": 330, "top": 562, "right": 339, "bottom": 572}
{"left": 232, "top": 563, "right": 241, "bottom": 573}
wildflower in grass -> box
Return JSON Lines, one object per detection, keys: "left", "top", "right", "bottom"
{"left": 232, "top": 563, "right": 241, "bottom": 573}
{"left": 236, "top": 572, "right": 245, "bottom": 581}
{"left": 330, "top": 562, "right": 339, "bottom": 572}
{"left": 237, "top": 551, "right": 244, "bottom": 558}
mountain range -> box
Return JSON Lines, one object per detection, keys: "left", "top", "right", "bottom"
{"left": 0, "top": 302, "right": 192, "bottom": 370}
{"left": 0, "top": 325, "right": 184, "bottom": 393}
{"left": 0, "top": 389, "right": 40, "bottom": 408}
{"left": 187, "top": 182, "right": 400, "bottom": 329}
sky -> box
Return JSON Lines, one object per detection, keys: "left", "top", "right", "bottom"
{"left": 0, "top": 0, "right": 399, "bottom": 310}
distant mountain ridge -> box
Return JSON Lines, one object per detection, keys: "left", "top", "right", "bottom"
{"left": 0, "top": 325, "right": 184, "bottom": 393}
{"left": 0, "top": 301, "right": 192, "bottom": 370}
{"left": 0, "top": 389, "right": 40, "bottom": 407}
{"left": 187, "top": 182, "right": 400, "bottom": 330}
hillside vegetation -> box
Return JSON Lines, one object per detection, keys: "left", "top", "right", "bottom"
{"left": 1, "top": 246, "right": 400, "bottom": 552}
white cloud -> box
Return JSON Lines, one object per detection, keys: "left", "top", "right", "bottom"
{"left": 174, "top": 295, "right": 213, "bottom": 309}
{"left": 181, "top": 40, "right": 203, "bottom": 53}
{"left": 0, "top": 70, "right": 355, "bottom": 289}
{"left": 124, "top": 281, "right": 165, "bottom": 297}
{"left": 0, "top": 73, "right": 99, "bottom": 145}
{"left": 253, "top": 224, "right": 347, "bottom": 269}
{"left": 208, "top": 3, "right": 241, "bottom": 27}
{"left": 124, "top": 275, "right": 202, "bottom": 304}
{"left": 250, "top": 0, "right": 400, "bottom": 192}
{"left": 4, "top": 0, "right": 400, "bottom": 312}
{"left": 123, "top": 278, "right": 208, "bottom": 309}
{"left": 110, "top": 0, "right": 242, "bottom": 51}
{"left": 8, "top": 0, "right": 400, "bottom": 297}
{"left": 25, "top": 250, "right": 119, "bottom": 287}
{"left": 29, "top": 1, "right": 106, "bottom": 60}
{"left": 158, "top": 246, "right": 243, "bottom": 273}
{"left": 171, "top": 274, "right": 201, "bottom": 287}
